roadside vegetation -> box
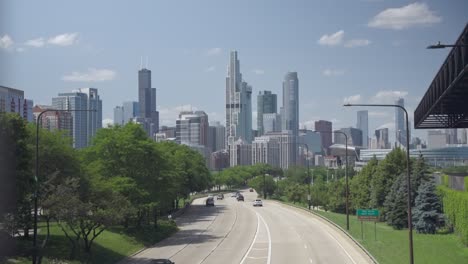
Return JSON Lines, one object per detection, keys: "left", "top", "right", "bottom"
{"left": 0, "top": 113, "right": 210, "bottom": 263}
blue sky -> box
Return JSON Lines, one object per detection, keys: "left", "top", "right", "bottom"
{"left": 1, "top": 0, "right": 467, "bottom": 142}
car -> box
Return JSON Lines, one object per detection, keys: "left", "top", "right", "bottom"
{"left": 253, "top": 199, "right": 263, "bottom": 207}
{"left": 249, "top": 188, "right": 254, "bottom": 192}
{"left": 216, "top": 194, "right": 224, "bottom": 200}
{"left": 151, "top": 259, "right": 174, "bottom": 264}
{"left": 237, "top": 195, "right": 244, "bottom": 201}
{"left": 206, "top": 197, "right": 215, "bottom": 206}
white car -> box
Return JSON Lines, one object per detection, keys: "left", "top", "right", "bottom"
{"left": 253, "top": 199, "right": 263, "bottom": 207}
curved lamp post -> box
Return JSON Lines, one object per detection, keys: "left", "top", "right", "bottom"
{"left": 344, "top": 103, "right": 413, "bottom": 264}
{"left": 33, "top": 109, "right": 96, "bottom": 264}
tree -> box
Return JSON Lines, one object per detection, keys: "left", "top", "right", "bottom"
{"left": 327, "top": 179, "right": 346, "bottom": 213}
{"left": 411, "top": 155, "right": 431, "bottom": 207}
{"left": 370, "top": 148, "right": 406, "bottom": 210}
{"left": 350, "top": 157, "right": 378, "bottom": 210}
{"left": 384, "top": 174, "right": 408, "bottom": 229}
{"left": 412, "top": 178, "right": 443, "bottom": 234}
{"left": 310, "top": 176, "right": 328, "bottom": 210}
{"left": 248, "top": 175, "right": 276, "bottom": 197}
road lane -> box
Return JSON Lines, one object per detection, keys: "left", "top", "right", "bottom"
{"left": 120, "top": 190, "right": 374, "bottom": 264}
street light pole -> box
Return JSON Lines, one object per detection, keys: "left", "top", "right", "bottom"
{"left": 297, "top": 143, "right": 311, "bottom": 210}
{"left": 264, "top": 173, "right": 267, "bottom": 199}
{"left": 314, "top": 130, "right": 349, "bottom": 231}
{"left": 33, "top": 109, "right": 95, "bottom": 264}
{"left": 426, "top": 41, "right": 468, "bottom": 49}
{"left": 344, "top": 103, "right": 414, "bottom": 264}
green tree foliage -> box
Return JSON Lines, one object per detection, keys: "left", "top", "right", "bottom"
{"left": 384, "top": 174, "right": 408, "bottom": 229}
{"left": 248, "top": 175, "right": 276, "bottom": 197}
{"left": 438, "top": 186, "right": 468, "bottom": 245}
{"left": 370, "top": 148, "right": 406, "bottom": 210}
{"left": 411, "top": 155, "right": 431, "bottom": 206}
{"left": 327, "top": 179, "right": 346, "bottom": 213}
{"left": 285, "top": 183, "right": 307, "bottom": 204}
{"left": 412, "top": 178, "right": 443, "bottom": 234}
{"left": 310, "top": 176, "right": 328, "bottom": 210}
{"left": 0, "top": 113, "right": 33, "bottom": 238}
{"left": 350, "top": 157, "right": 378, "bottom": 210}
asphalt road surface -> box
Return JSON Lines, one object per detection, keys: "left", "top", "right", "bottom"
{"left": 120, "top": 190, "right": 374, "bottom": 264}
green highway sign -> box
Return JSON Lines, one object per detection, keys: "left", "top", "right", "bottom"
{"left": 357, "top": 209, "right": 379, "bottom": 221}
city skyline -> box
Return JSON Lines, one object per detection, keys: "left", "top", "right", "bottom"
{"left": 2, "top": 1, "right": 468, "bottom": 143}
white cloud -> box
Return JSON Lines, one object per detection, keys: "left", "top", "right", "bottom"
{"left": 25, "top": 37, "right": 45, "bottom": 47}
{"left": 318, "top": 30, "right": 344, "bottom": 46}
{"left": 323, "top": 69, "right": 345, "bottom": 77}
{"left": 48, "top": 33, "right": 79, "bottom": 46}
{"left": 102, "top": 118, "right": 113, "bottom": 127}
{"left": 368, "top": 2, "right": 442, "bottom": 30}
{"left": 343, "top": 94, "right": 361, "bottom": 104}
{"left": 344, "top": 39, "right": 371, "bottom": 48}
{"left": 16, "top": 47, "right": 25, "bottom": 53}
{"left": 0, "top": 35, "right": 14, "bottom": 49}
{"left": 370, "top": 90, "right": 408, "bottom": 103}
{"left": 252, "top": 69, "right": 265, "bottom": 75}
{"left": 205, "top": 47, "right": 222, "bottom": 56}
{"left": 204, "top": 66, "right": 216, "bottom": 72}
{"left": 62, "top": 68, "right": 117, "bottom": 82}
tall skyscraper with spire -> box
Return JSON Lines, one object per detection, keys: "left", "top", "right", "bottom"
{"left": 136, "top": 66, "right": 159, "bottom": 137}
{"left": 225, "top": 51, "right": 253, "bottom": 147}
{"left": 395, "top": 98, "right": 406, "bottom": 147}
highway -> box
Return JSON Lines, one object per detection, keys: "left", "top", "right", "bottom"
{"left": 120, "top": 190, "right": 374, "bottom": 264}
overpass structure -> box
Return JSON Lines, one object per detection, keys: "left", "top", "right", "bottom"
{"left": 415, "top": 23, "right": 468, "bottom": 129}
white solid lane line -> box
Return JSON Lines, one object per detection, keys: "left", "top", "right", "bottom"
{"left": 239, "top": 213, "right": 260, "bottom": 264}
{"left": 257, "top": 213, "right": 272, "bottom": 264}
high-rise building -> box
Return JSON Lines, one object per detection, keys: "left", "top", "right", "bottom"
{"left": 0, "top": 85, "right": 34, "bottom": 122}
{"left": 207, "top": 121, "right": 225, "bottom": 152}
{"left": 264, "top": 131, "right": 295, "bottom": 169}
{"left": 123, "top": 101, "right": 139, "bottom": 124}
{"left": 225, "top": 51, "right": 253, "bottom": 147}
{"left": 76, "top": 88, "right": 102, "bottom": 145}
{"left": 334, "top": 127, "right": 363, "bottom": 146}
{"left": 461, "top": 129, "right": 468, "bottom": 144}
{"left": 299, "top": 129, "right": 322, "bottom": 154}
{"left": 282, "top": 72, "right": 299, "bottom": 164}
{"left": 159, "top": 126, "right": 176, "bottom": 139}
{"left": 446, "top": 129, "right": 458, "bottom": 144}
{"left": 315, "top": 120, "right": 333, "bottom": 153}
{"left": 229, "top": 138, "right": 252, "bottom": 167}
{"left": 257, "top": 91, "right": 277, "bottom": 135}
{"left": 395, "top": 98, "right": 406, "bottom": 147}
{"left": 375, "top": 128, "right": 390, "bottom": 149}
{"left": 114, "top": 106, "right": 124, "bottom": 125}
{"left": 138, "top": 68, "right": 159, "bottom": 136}
{"left": 210, "top": 150, "right": 230, "bottom": 171}
{"left": 427, "top": 130, "right": 446, "bottom": 149}
{"left": 33, "top": 105, "right": 73, "bottom": 138}
{"left": 357, "top": 110, "right": 368, "bottom": 148}
{"left": 252, "top": 136, "right": 280, "bottom": 167}
{"left": 52, "top": 88, "right": 102, "bottom": 149}
{"left": 263, "top": 113, "right": 281, "bottom": 134}
{"left": 176, "top": 111, "right": 209, "bottom": 147}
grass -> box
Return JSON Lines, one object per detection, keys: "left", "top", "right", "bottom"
{"left": 279, "top": 200, "right": 468, "bottom": 264}
{"left": 5, "top": 220, "right": 178, "bottom": 264}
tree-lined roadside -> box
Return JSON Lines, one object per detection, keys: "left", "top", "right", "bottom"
{"left": 0, "top": 113, "right": 211, "bottom": 263}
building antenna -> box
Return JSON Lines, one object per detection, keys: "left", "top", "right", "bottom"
{"left": 140, "top": 56, "right": 143, "bottom": 70}
{"left": 146, "top": 56, "right": 149, "bottom": 69}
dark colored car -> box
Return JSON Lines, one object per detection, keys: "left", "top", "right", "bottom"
{"left": 151, "top": 259, "right": 174, "bottom": 264}
{"left": 249, "top": 188, "right": 253, "bottom": 192}
{"left": 237, "top": 195, "right": 244, "bottom": 201}
{"left": 206, "top": 197, "right": 215, "bottom": 206}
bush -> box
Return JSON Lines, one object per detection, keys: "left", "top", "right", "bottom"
{"left": 438, "top": 186, "right": 468, "bottom": 245}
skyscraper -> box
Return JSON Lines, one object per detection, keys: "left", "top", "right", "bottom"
{"left": 375, "top": 128, "right": 390, "bottom": 149}
{"left": 263, "top": 113, "right": 281, "bottom": 134}
{"left": 137, "top": 68, "right": 159, "bottom": 136}
{"left": 0, "top": 85, "right": 34, "bottom": 122}
{"left": 395, "top": 98, "right": 406, "bottom": 147}
{"left": 225, "top": 51, "right": 253, "bottom": 148}
{"left": 282, "top": 72, "right": 299, "bottom": 136}
{"left": 257, "top": 91, "right": 277, "bottom": 135}
{"left": 208, "top": 121, "right": 225, "bottom": 152}
{"left": 114, "top": 106, "right": 124, "bottom": 125}
{"left": 315, "top": 120, "right": 332, "bottom": 153}
{"left": 33, "top": 105, "right": 73, "bottom": 138}
{"left": 357, "top": 110, "right": 368, "bottom": 148}
{"left": 52, "top": 88, "right": 102, "bottom": 149}
{"left": 334, "top": 127, "right": 363, "bottom": 146}
{"left": 176, "top": 111, "right": 209, "bottom": 147}
{"left": 282, "top": 72, "right": 299, "bottom": 164}
{"left": 122, "top": 101, "right": 139, "bottom": 124}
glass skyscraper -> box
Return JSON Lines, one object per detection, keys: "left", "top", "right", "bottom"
{"left": 257, "top": 90, "right": 277, "bottom": 136}
{"left": 357, "top": 110, "right": 368, "bottom": 148}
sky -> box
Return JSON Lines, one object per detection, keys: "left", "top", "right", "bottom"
{"left": 1, "top": 0, "right": 467, "bottom": 143}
